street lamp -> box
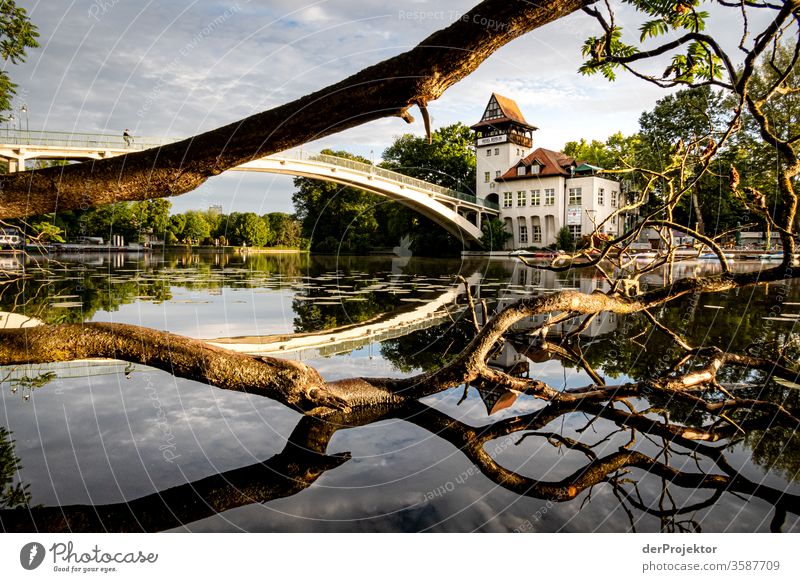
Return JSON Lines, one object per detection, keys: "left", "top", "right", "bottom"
{"left": 19, "top": 105, "right": 28, "bottom": 132}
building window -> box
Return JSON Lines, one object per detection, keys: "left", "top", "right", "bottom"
{"left": 495, "top": 170, "right": 501, "bottom": 179}
{"left": 568, "top": 225, "right": 582, "bottom": 240}
{"left": 517, "top": 191, "right": 526, "bottom": 206}
{"left": 494, "top": 147, "right": 499, "bottom": 156}
{"left": 484, "top": 100, "right": 501, "bottom": 119}
{"left": 503, "top": 192, "right": 513, "bottom": 208}
{"left": 597, "top": 188, "right": 605, "bottom": 206}
{"left": 484, "top": 172, "right": 490, "bottom": 183}
{"left": 531, "top": 189, "right": 540, "bottom": 206}
{"left": 486, "top": 149, "right": 491, "bottom": 156}
{"left": 544, "top": 189, "right": 555, "bottom": 205}
{"left": 611, "top": 190, "right": 618, "bottom": 208}
{"left": 531, "top": 225, "right": 542, "bottom": 243}
{"left": 568, "top": 187, "right": 582, "bottom": 205}
{"left": 531, "top": 164, "right": 540, "bottom": 175}
{"left": 519, "top": 224, "right": 528, "bottom": 244}
{"left": 516, "top": 166, "right": 525, "bottom": 176}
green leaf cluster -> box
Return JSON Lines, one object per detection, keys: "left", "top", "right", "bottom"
{"left": 581, "top": 1, "right": 721, "bottom": 84}
{"left": 0, "top": 1, "right": 38, "bottom": 118}
{"left": 292, "top": 126, "right": 477, "bottom": 256}
{"left": 0, "top": 427, "right": 31, "bottom": 510}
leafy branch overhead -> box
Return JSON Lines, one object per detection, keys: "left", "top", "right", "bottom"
{"left": 0, "top": 1, "right": 38, "bottom": 118}
{"left": 581, "top": 0, "right": 735, "bottom": 85}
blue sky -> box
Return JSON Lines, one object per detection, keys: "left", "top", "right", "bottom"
{"left": 10, "top": 1, "right": 758, "bottom": 214}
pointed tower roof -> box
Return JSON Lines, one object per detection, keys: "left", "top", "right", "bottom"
{"left": 470, "top": 93, "right": 537, "bottom": 131}
{"left": 475, "top": 386, "right": 519, "bottom": 416}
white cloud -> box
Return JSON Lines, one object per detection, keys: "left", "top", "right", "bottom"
{"left": 12, "top": 1, "right": 761, "bottom": 213}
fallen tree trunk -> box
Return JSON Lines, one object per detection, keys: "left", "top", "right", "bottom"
{"left": 2, "top": 264, "right": 797, "bottom": 415}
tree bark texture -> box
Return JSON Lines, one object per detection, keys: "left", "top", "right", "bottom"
{"left": 0, "top": 0, "right": 592, "bottom": 219}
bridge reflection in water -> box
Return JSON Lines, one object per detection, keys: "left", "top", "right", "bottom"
{"left": 0, "top": 255, "right": 798, "bottom": 532}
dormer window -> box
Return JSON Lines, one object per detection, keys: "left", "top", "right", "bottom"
{"left": 531, "top": 164, "right": 540, "bottom": 175}
{"left": 516, "top": 166, "right": 526, "bottom": 176}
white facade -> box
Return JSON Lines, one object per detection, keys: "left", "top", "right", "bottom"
{"left": 473, "top": 94, "right": 623, "bottom": 250}
{"left": 493, "top": 174, "right": 622, "bottom": 248}
{"left": 475, "top": 136, "right": 532, "bottom": 201}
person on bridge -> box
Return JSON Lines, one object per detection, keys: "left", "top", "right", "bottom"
{"left": 123, "top": 129, "right": 132, "bottom": 147}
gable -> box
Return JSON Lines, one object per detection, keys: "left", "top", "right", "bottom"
{"left": 480, "top": 95, "right": 503, "bottom": 122}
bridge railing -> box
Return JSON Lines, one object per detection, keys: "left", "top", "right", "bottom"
{"left": 0, "top": 129, "right": 172, "bottom": 151}
{"left": 0, "top": 129, "right": 500, "bottom": 212}
{"left": 276, "top": 150, "right": 500, "bottom": 212}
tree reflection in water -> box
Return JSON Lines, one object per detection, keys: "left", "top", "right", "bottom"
{"left": 1, "top": 383, "right": 798, "bottom": 532}
{"left": 0, "top": 255, "right": 798, "bottom": 532}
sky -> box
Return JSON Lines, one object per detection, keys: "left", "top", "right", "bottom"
{"left": 7, "top": 1, "right": 762, "bottom": 214}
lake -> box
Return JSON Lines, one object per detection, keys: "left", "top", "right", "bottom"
{"left": 0, "top": 251, "right": 798, "bottom": 532}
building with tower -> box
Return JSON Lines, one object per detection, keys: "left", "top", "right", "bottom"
{"left": 472, "top": 94, "right": 625, "bottom": 249}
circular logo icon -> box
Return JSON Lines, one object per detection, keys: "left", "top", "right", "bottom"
{"left": 20, "top": 542, "right": 46, "bottom": 570}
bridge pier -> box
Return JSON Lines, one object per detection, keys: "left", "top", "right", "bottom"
{"left": 5, "top": 156, "right": 24, "bottom": 173}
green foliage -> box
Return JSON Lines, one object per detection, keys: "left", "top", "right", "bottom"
{"left": 579, "top": 27, "right": 636, "bottom": 81}
{"left": 638, "top": 86, "right": 747, "bottom": 233}
{"left": 21, "top": 199, "right": 173, "bottom": 245}
{"left": 30, "top": 221, "right": 64, "bottom": 243}
{"left": 0, "top": 2, "right": 38, "bottom": 118}
{"left": 293, "top": 150, "right": 385, "bottom": 254}
{"left": 556, "top": 226, "right": 575, "bottom": 251}
{"left": 181, "top": 211, "right": 211, "bottom": 244}
{"left": 131, "top": 199, "right": 171, "bottom": 235}
{"left": 581, "top": 1, "right": 721, "bottom": 84}
{"left": 167, "top": 214, "right": 186, "bottom": 241}
{"left": 381, "top": 123, "right": 476, "bottom": 191}
{"left": 231, "top": 212, "right": 269, "bottom": 247}
{"left": 0, "top": 427, "right": 31, "bottom": 509}
{"left": 728, "top": 42, "right": 800, "bottom": 229}
{"left": 293, "top": 127, "right": 477, "bottom": 256}
{"left": 563, "top": 132, "right": 641, "bottom": 170}
{"left": 633, "top": 0, "right": 708, "bottom": 40}
{"left": 638, "top": 86, "right": 725, "bottom": 159}
{"left": 82, "top": 203, "right": 137, "bottom": 241}
{"left": 480, "top": 218, "right": 512, "bottom": 250}
{"left": 264, "top": 212, "right": 303, "bottom": 247}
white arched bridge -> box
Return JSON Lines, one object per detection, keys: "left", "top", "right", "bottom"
{"left": 0, "top": 129, "right": 499, "bottom": 245}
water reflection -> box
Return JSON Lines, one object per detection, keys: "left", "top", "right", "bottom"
{"left": 1, "top": 389, "right": 798, "bottom": 532}
{"left": 0, "top": 252, "right": 797, "bottom": 532}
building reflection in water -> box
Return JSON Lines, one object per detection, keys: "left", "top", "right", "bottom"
{"left": 474, "top": 261, "right": 618, "bottom": 388}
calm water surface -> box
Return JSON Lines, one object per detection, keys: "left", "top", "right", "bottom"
{"left": 0, "top": 251, "right": 798, "bottom": 532}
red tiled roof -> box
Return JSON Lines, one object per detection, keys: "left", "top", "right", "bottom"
{"left": 497, "top": 148, "right": 577, "bottom": 181}
{"left": 470, "top": 93, "right": 537, "bottom": 130}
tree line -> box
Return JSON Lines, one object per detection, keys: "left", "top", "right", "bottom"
{"left": 292, "top": 123, "right": 476, "bottom": 256}
{"left": 563, "top": 44, "right": 798, "bottom": 239}
{"left": 13, "top": 201, "right": 304, "bottom": 248}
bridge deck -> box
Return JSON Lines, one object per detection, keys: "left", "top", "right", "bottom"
{"left": 0, "top": 129, "right": 498, "bottom": 244}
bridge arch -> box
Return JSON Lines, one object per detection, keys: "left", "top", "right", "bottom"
{"left": 231, "top": 154, "right": 497, "bottom": 245}
{"left": 0, "top": 131, "right": 499, "bottom": 246}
